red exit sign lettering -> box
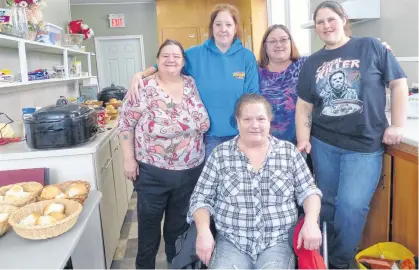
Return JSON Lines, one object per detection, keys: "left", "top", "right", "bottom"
{"left": 109, "top": 14, "right": 125, "bottom": 28}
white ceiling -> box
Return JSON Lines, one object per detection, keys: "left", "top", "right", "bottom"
{"left": 70, "top": 0, "right": 154, "bottom": 4}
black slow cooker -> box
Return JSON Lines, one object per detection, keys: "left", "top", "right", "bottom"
{"left": 24, "top": 104, "right": 98, "bottom": 149}
{"left": 97, "top": 84, "right": 127, "bottom": 104}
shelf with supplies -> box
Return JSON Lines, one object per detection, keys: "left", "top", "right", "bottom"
{"left": 0, "top": 34, "right": 94, "bottom": 89}
{"left": 0, "top": 76, "right": 97, "bottom": 90}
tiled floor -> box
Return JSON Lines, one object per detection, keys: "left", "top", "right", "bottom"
{"left": 110, "top": 192, "right": 170, "bottom": 269}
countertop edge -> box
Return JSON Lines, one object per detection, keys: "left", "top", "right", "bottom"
{"left": 0, "top": 123, "right": 119, "bottom": 161}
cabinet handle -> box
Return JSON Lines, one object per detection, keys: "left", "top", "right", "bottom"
{"left": 101, "top": 157, "right": 114, "bottom": 173}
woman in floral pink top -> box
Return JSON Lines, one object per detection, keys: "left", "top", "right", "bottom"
{"left": 117, "top": 40, "right": 209, "bottom": 269}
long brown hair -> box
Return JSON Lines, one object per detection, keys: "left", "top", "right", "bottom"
{"left": 313, "top": 1, "right": 351, "bottom": 36}
{"left": 258, "top": 24, "right": 300, "bottom": 69}
{"left": 208, "top": 4, "right": 242, "bottom": 41}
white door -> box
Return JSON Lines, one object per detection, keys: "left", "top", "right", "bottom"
{"left": 96, "top": 36, "right": 145, "bottom": 89}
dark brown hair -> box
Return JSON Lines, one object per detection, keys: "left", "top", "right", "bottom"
{"left": 258, "top": 24, "right": 301, "bottom": 68}
{"left": 313, "top": 1, "right": 351, "bottom": 36}
{"left": 234, "top": 94, "right": 273, "bottom": 120}
{"left": 208, "top": 4, "right": 242, "bottom": 41}
{"left": 156, "top": 39, "right": 186, "bottom": 59}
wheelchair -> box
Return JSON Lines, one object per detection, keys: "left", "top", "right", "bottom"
{"left": 172, "top": 212, "right": 328, "bottom": 269}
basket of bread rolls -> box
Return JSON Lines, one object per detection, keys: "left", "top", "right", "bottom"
{"left": 8, "top": 199, "right": 83, "bottom": 240}
{"left": 0, "top": 182, "right": 43, "bottom": 208}
{"left": 0, "top": 205, "right": 18, "bottom": 237}
{"left": 38, "top": 181, "right": 90, "bottom": 205}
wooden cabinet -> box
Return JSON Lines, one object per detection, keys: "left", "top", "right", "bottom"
{"left": 360, "top": 143, "right": 418, "bottom": 255}
{"left": 161, "top": 27, "right": 199, "bottom": 49}
{"left": 392, "top": 156, "right": 418, "bottom": 254}
{"left": 110, "top": 137, "right": 129, "bottom": 230}
{"left": 199, "top": 27, "right": 210, "bottom": 43}
{"left": 360, "top": 154, "right": 392, "bottom": 249}
{"left": 156, "top": 0, "right": 267, "bottom": 54}
{"left": 96, "top": 143, "right": 119, "bottom": 268}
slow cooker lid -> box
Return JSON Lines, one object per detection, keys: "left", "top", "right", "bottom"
{"left": 30, "top": 104, "right": 92, "bottom": 121}
{"left": 101, "top": 83, "right": 127, "bottom": 93}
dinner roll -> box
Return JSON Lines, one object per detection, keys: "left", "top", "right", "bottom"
{"left": 44, "top": 203, "right": 65, "bottom": 216}
{"left": 41, "top": 186, "right": 62, "bottom": 199}
{"left": 35, "top": 215, "right": 57, "bottom": 226}
{"left": 20, "top": 213, "right": 41, "bottom": 226}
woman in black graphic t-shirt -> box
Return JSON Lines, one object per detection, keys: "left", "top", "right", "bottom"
{"left": 295, "top": 1, "right": 408, "bottom": 269}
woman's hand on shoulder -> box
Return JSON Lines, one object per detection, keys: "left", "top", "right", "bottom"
{"left": 127, "top": 72, "right": 145, "bottom": 103}
{"left": 297, "top": 219, "right": 322, "bottom": 251}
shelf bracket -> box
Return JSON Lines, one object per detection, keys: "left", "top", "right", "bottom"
{"left": 18, "top": 41, "right": 28, "bottom": 83}
{"left": 87, "top": 53, "right": 92, "bottom": 76}
{"left": 63, "top": 49, "right": 69, "bottom": 79}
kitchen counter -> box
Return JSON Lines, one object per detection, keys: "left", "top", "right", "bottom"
{"left": 386, "top": 113, "right": 418, "bottom": 147}
{"left": 0, "top": 121, "right": 119, "bottom": 161}
{"left": 0, "top": 190, "right": 102, "bottom": 269}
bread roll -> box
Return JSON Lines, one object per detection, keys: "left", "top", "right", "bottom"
{"left": 44, "top": 203, "right": 65, "bottom": 215}
{"left": 35, "top": 215, "right": 57, "bottom": 226}
{"left": 4, "top": 194, "right": 19, "bottom": 202}
{"left": 65, "top": 183, "right": 87, "bottom": 198}
{"left": 20, "top": 213, "right": 41, "bottom": 226}
{"left": 41, "top": 186, "right": 62, "bottom": 199}
{"left": 5, "top": 185, "right": 29, "bottom": 198}
{"left": 109, "top": 98, "right": 118, "bottom": 104}
{"left": 0, "top": 213, "right": 9, "bottom": 223}
{"left": 48, "top": 212, "right": 67, "bottom": 221}
{"left": 55, "top": 192, "right": 68, "bottom": 199}
{"left": 0, "top": 195, "right": 3, "bottom": 202}
{"left": 7, "top": 185, "right": 23, "bottom": 194}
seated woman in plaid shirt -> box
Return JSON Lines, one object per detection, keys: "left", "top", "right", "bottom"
{"left": 188, "top": 94, "right": 322, "bottom": 269}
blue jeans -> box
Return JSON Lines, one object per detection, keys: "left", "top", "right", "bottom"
{"left": 204, "top": 135, "right": 235, "bottom": 159}
{"left": 209, "top": 235, "right": 295, "bottom": 269}
{"left": 310, "top": 136, "right": 384, "bottom": 268}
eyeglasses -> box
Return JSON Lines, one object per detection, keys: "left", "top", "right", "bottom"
{"left": 265, "top": 38, "right": 290, "bottom": 46}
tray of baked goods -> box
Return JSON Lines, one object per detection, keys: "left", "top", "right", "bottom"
{"left": 0, "top": 180, "right": 89, "bottom": 239}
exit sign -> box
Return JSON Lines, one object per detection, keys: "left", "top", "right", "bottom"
{"left": 109, "top": 14, "right": 125, "bottom": 28}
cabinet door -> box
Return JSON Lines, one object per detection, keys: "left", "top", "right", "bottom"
{"left": 392, "top": 156, "right": 418, "bottom": 255}
{"left": 96, "top": 144, "right": 120, "bottom": 268}
{"left": 110, "top": 138, "right": 129, "bottom": 229}
{"left": 161, "top": 27, "right": 199, "bottom": 49}
{"left": 360, "top": 154, "right": 392, "bottom": 249}
{"left": 199, "top": 27, "right": 209, "bottom": 44}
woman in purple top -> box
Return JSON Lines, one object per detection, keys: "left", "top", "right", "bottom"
{"left": 257, "top": 24, "right": 307, "bottom": 144}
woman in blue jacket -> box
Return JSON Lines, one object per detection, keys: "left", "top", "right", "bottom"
{"left": 126, "top": 4, "right": 259, "bottom": 157}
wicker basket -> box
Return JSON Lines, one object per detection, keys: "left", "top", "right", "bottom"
{"left": 0, "top": 182, "right": 43, "bottom": 208}
{"left": 8, "top": 199, "right": 83, "bottom": 240}
{"left": 38, "top": 181, "right": 90, "bottom": 205}
{"left": 0, "top": 205, "right": 18, "bottom": 237}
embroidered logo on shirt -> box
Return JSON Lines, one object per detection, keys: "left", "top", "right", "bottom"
{"left": 233, "top": 72, "right": 245, "bottom": 79}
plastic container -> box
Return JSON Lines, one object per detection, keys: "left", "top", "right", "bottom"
{"left": 44, "top": 23, "right": 63, "bottom": 46}
{"left": 63, "top": 34, "right": 84, "bottom": 48}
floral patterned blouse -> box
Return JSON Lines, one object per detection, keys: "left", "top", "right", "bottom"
{"left": 258, "top": 57, "right": 307, "bottom": 144}
{"left": 117, "top": 75, "right": 210, "bottom": 170}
